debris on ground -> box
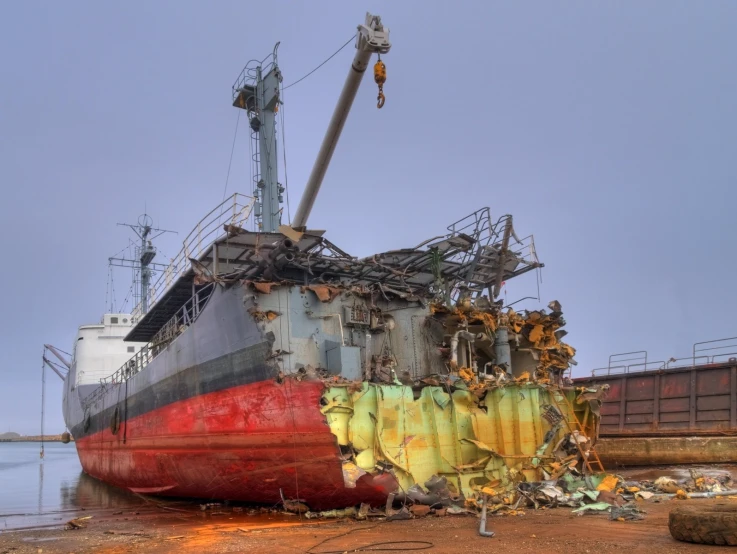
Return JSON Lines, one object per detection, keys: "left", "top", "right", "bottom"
{"left": 65, "top": 515, "right": 93, "bottom": 530}
{"left": 260, "top": 466, "right": 737, "bottom": 528}
{"left": 610, "top": 504, "right": 646, "bottom": 521}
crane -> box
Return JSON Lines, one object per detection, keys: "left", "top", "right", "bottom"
{"left": 40, "top": 344, "right": 70, "bottom": 459}
{"left": 233, "top": 12, "right": 390, "bottom": 233}
{"left": 292, "top": 13, "right": 391, "bottom": 230}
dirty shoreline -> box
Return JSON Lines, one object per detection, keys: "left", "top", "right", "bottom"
{"left": 3, "top": 465, "right": 736, "bottom": 553}
{"left": 1, "top": 497, "right": 734, "bottom": 554}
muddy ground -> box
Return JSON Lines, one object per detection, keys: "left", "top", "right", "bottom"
{"left": 1, "top": 496, "right": 734, "bottom": 554}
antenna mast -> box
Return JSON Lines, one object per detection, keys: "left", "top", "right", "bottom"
{"left": 109, "top": 214, "right": 176, "bottom": 314}
{"left": 232, "top": 44, "right": 284, "bottom": 233}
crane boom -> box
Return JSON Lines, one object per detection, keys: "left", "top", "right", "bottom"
{"left": 43, "top": 356, "right": 67, "bottom": 380}
{"left": 44, "top": 343, "right": 71, "bottom": 369}
{"left": 292, "top": 13, "right": 390, "bottom": 229}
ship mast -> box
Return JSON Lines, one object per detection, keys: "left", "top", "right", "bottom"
{"left": 232, "top": 44, "right": 284, "bottom": 233}
{"left": 109, "top": 214, "right": 175, "bottom": 315}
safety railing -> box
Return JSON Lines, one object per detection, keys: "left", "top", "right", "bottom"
{"left": 83, "top": 283, "right": 216, "bottom": 410}
{"left": 591, "top": 361, "right": 666, "bottom": 376}
{"left": 609, "top": 351, "right": 647, "bottom": 370}
{"left": 694, "top": 337, "right": 737, "bottom": 366}
{"left": 101, "top": 344, "right": 156, "bottom": 387}
{"left": 232, "top": 48, "right": 278, "bottom": 104}
{"left": 149, "top": 283, "right": 216, "bottom": 355}
{"left": 131, "top": 193, "right": 254, "bottom": 320}
{"left": 446, "top": 209, "right": 539, "bottom": 296}
{"left": 588, "top": 337, "right": 737, "bottom": 377}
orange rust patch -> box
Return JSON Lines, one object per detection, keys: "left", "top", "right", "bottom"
{"left": 304, "top": 284, "right": 342, "bottom": 302}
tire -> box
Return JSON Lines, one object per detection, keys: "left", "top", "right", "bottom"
{"left": 669, "top": 503, "right": 737, "bottom": 546}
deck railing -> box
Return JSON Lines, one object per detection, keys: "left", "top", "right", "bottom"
{"left": 131, "top": 193, "right": 253, "bottom": 320}
{"left": 83, "top": 283, "right": 216, "bottom": 409}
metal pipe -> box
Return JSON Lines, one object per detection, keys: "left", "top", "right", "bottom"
{"left": 654, "top": 489, "right": 737, "bottom": 499}
{"left": 495, "top": 327, "right": 512, "bottom": 375}
{"left": 478, "top": 496, "right": 495, "bottom": 538}
{"left": 450, "top": 333, "right": 459, "bottom": 367}
{"left": 292, "top": 13, "right": 390, "bottom": 229}
{"left": 450, "top": 331, "right": 476, "bottom": 368}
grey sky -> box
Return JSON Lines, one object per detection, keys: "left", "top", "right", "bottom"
{"left": 1, "top": 1, "right": 735, "bottom": 434}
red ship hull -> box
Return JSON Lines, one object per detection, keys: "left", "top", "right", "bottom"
{"left": 74, "top": 379, "right": 396, "bottom": 511}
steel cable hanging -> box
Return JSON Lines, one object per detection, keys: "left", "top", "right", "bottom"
{"left": 279, "top": 85, "right": 291, "bottom": 224}
{"left": 222, "top": 111, "right": 241, "bottom": 202}
{"left": 283, "top": 34, "right": 356, "bottom": 90}
{"left": 118, "top": 283, "right": 134, "bottom": 313}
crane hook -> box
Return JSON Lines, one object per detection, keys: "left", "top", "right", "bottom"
{"left": 374, "top": 58, "right": 386, "bottom": 109}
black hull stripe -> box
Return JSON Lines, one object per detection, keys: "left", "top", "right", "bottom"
{"left": 72, "top": 341, "right": 275, "bottom": 440}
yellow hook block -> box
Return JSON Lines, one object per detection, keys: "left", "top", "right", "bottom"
{"left": 374, "top": 59, "right": 386, "bottom": 109}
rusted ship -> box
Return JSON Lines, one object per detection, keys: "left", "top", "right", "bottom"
{"left": 574, "top": 342, "right": 737, "bottom": 467}
{"left": 57, "top": 13, "right": 600, "bottom": 510}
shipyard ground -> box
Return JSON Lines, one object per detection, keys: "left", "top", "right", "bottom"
{"left": 2, "top": 497, "right": 735, "bottom": 554}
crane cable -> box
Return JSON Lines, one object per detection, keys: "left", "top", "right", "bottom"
{"left": 283, "top": 34, "right": 357, "bottom": 90}
{"left": 374, "top": 54, "right": 386, "bottom": 108}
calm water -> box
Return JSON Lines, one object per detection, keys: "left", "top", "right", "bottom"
{"left": 0, "top": 442, "right": 142, "bottom": 530}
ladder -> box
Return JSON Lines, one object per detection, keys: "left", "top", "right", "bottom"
{"left": 550, "top": 389, "right": 605, "bottom": 474}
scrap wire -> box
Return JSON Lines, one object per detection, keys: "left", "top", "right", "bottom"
{"left": 306, "top": 524, "right": 434, "bottom": 554}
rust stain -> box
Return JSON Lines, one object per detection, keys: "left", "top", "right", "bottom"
{"left": 303, "top": 284, "right": 342, "bottom": 303}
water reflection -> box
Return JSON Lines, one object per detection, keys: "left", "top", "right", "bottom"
{"left": 37, "top": 461, "right": 44, "bottom": 515}
{"left": 0, "top": 443, "right": 142, "bottom": 530}
{"left": 62, "top": 471, "right": 141, "bottom": 510}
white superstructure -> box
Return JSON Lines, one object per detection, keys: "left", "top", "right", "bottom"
{"left": 72, "top": 314, "right": 146, "bottom": 386}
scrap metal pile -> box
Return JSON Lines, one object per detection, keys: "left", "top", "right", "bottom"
{"left": 201, "top": 209, "right": 542, "bottom": 297}
{"left": 429, "top": 298, "right": 577, "bottom": 387}
{"left": 292, "top": 467, "right": 737, "bottom": 523}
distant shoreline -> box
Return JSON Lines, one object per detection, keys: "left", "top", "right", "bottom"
{"left": 0, "top": 436, "right": 74, "bottom": 443}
